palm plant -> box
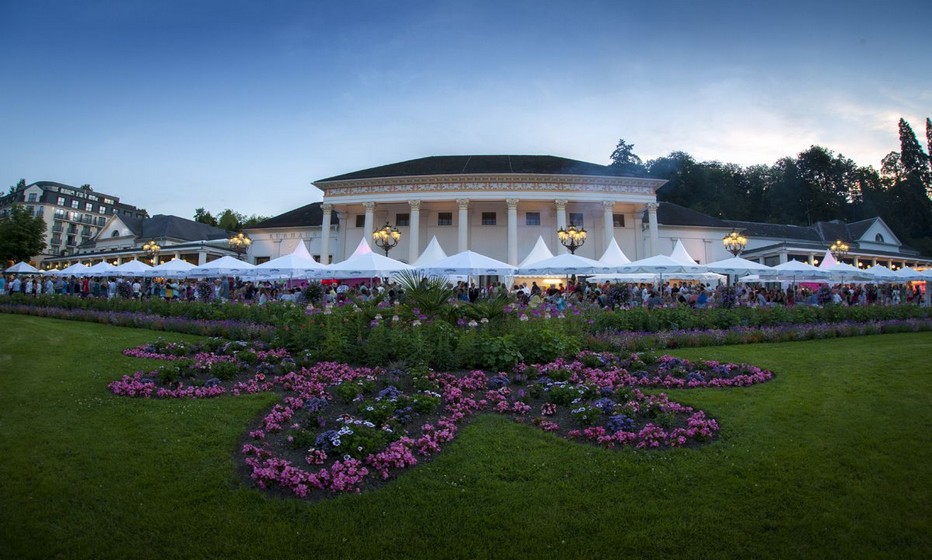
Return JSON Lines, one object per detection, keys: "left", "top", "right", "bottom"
{"left": 393, "top": 269, "right": 456, "bottom": 318}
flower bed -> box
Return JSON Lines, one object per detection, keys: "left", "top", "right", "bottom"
{"left": 111, "top": 340, "right": 775, "bottom": 500}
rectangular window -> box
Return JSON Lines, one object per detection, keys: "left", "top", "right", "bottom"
{"left": 568, "top": 212, "right": 584, "bottom": 227}
{"left": 52, "top": 233, "right": 62, "bottom": 244}
{"left": 85, "top": 202, "right": 93, "bottom": 212}
{"left": 612, "top": 214, "right": 625, "bottom": 228}
{"left": 99, "top": 205, "right": 106, "bottom": 213}
{"left": 66, "top": 235, "right": 76, "bottom": 246}
{"left": 104, "top": 198, "right": 114, "bottom": 204}
{"left": 27, "top": 192, "right": 38, "bottom": 202}
{"left": 437, "top": 212, "right": 453, "bottom": 226}
{"left": 35, "top": 206, "right": 44, "bottom": 217}
{"left": 54, "top": 209, "right": 65, "bottom": 219}
{"left": 71, "top": 199, "right": 79, "bottom": 209}
{"left": 97, "top": 216, "right": 106, "bottom": 226}
{"left": 481, "top": 212, "right": 497, "bottom": 225}
{"left": 525, "top": 212, "right": 541, "bottom": 226}
{"left": 355, "top": 215, "right": 366, "bottom": 228}
{"left": 396, "top": 213, "right": 410, "bottom": 227}
{"left": 57, "top": 196, "right": 66, "bottom": 206}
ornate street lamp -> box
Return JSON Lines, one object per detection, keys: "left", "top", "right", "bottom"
{"left": 143, "top": 239, "right": 161, "bottom": 265}
{"left": 229, "top": 232, "right": 252, "bottom": 258}
{"left": 830, "top": 239, "right": 849, "bottom": 261}
{"left": 722, "top": 229, "right": 748, "bottom": 257}
{"left": 557, "top": 223, "right": 587, "bottom": 255}
{"left": 372, "top": 222, "right": 401, "bottom": 257}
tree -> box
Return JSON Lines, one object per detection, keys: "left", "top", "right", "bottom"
{"left": 217, "top": 209, "right": 245, "bottom": 232}
{"left": 926, "top": 117, "right": 932, "bottom": 166}
{"left": 880, "top": 151, "right": 905, "bottom": 186}
{"left": 80, "top": 184, "right": 93, "bottom": 192}
{"left": 0, "top": 204, "right": 47, "bottom": 263}
{"left": 609, "top": 139, "right": 646, "bottom": 174}
{"left": 193, "top": 208, "right": 218, "bottom": 226}
{"left": 898, "top": 118, "right": 932, "bottom": 195}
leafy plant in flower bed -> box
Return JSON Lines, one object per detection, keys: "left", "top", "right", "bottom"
{"left": 110, "top": 340, "right": 773, "bottom": 500}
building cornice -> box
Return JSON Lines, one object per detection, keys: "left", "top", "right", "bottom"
{"left": 314, "top": 173, "right": 666, "bottom": 200}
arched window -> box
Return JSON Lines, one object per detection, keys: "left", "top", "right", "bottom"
{"left": 111, "top": 230, "right": 120, "bottom": 238}
{"left": 875, "top": 233, "right": 884, "bottom": 243}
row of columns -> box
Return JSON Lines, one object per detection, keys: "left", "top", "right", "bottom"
{"left": 320, "top": 199, "right": 662, "bottom": 265}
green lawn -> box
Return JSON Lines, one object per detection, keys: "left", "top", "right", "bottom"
{"left": 0, "top": 314, "right": 929, "bottom": 559}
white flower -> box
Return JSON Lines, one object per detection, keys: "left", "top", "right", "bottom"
{"left": 392, "top": 315, "right": 400, "bottom": 322}
{"left": 374, "top": 314, "right": 383, "bottom": 321}
{"left": 480, "top": 317, "right": 489, "bottom": 324}
{"left": 467, "top": 320, "right": 478, "bottom": 328}
{"left": 519, "top": 314, "right": 529, "bottom": 321}
{"left": 412, "top": 320, "right": 422, "bottom": 327}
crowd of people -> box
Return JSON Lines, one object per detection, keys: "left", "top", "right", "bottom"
{"left": 1, "top": 272, "right": 927, "bottom": 309}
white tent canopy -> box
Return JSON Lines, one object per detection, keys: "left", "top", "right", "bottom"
{"left": 417, "top": 250, "right": 516, "bottom": 277}
{"left": 52, "top": 262, "right": 90, "bottom": 276}
{"left": 704, "top": 256, "right": 772, "bottom": 276}
{"left": 862, "top": 264, "right": 899, "bottom": 282}
{"left": 612, "top": 254, "right": 707, "bottom": 275}
{"left": 82, "top": 261, "right": 119, "bottom": 277}
{"left": 669, "top": 239, "right": 700, "bottom": 266}
{"left": 413, "top": 236, "right": 448, "bottom": 267}
{"left": 324, "top": 238, "right": 414, "bottom": 279}
{"left": 822, "top": 262, "right": 872, "bottom": 282}
{"left": 597, "top": 238, "right": 631, "bottom": 268}
{"left": 518, "top": 252, "right": 607, "bottom": 276}
{"left": 893, "top": 266, "right": 925, "bottom": 281}
{"left": 517, "top": 236, "right": 555, "bottom": 269}
{"left": 758, "top": 259, "right": 831, "bottom": 281}
{"left": 252, "top": 242, "right": 327, "bottom": 279}
{"left": 187, "top": 256, "right": 257, "bottom": 278}
{"left": 144, "top": 258, "right": 196, "bottom": 278}
{"left": 4, "top": 261, "right": 40, "bottom": 274}
{"left": 114, "top": 259, "right": 153, "bottom": 275}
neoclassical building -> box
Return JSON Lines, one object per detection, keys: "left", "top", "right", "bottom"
{"left": 250, "top": 155, "right": 668, "bottom": 265}
{"left": 246, "top": 154, "right": 931, "bottom": 271}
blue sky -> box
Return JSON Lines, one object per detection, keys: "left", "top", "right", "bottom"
{"left": 1, "top": 0, "right": 929, "bottom": 219}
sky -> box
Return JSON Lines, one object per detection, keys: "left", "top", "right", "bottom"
{"left": 1, "top": 0, "right": 930, "bottom": 219}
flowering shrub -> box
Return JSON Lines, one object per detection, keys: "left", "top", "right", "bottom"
{"left": 108, "top": 337, "right": 781, "bottom": 501}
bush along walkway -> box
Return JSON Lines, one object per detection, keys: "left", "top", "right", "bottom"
{"left": 110, "top": 338, "right": 772, "bottom": 500}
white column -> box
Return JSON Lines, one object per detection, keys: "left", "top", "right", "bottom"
{"left": 408, "top": 199, "right": 421, "bottom": 263}
{"left": 633, "top": 212, "right": 643, "bottom": 260}
{"left": 647, "top": 202, "right": 659, "bottom": 256}
{"left": 602, "top": 201, "right": 615, "bottom": 249}
{"left": 363, "top": 202, "right": 375, "bottom": 244}
{"left": 197, "top": 251, "right": 208, "bottom": 265}
{"left": 319, "top": 203, "right": 332, "bottom": 264}
{"left": 506, "top": 198, "right": 519, "bottom": 265}
{"left": 457, "top": 198, "right": 469, "bottom": 252}
{"left": 555, "top": 199, "right": 568, "bottom": 254}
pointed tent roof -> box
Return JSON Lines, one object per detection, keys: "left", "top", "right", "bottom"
{"left": 4, "top": 261, "right": 40, "bottom": 274}
{"left": 862, "top": 264, "right": 898, "bottom": 282}
{"left": 83, "top": 261, "right": 119, "bottom": 277}
{"left": 324, "top": 250, "right": 413, "bottom": 279}
{"left": 114, "top": 259, "right": 153, "bottom": 275}
{"left": 187, "top": 256, "right": 256, "bottom": 278}
{"left": 144, "top": 258, "right": 196, "bottom": 278}
{"left": 598, "top": 238, "right": 631, "bottom": 267}
{"left": 54, "top": 262, "right": 90, "bottom": 276}
{"left": 413, "top": 236, "right": 448, "bottom": 267}
{"left": 417, "top": 250, "right": 516, "bottom": 277}
{"left": 669, "top": 239, "right": 699, "bottom": 265}
{"left": 253, "top": 241, "right": 327, "bottom": 278}
{"left": 518, "top": 236, "right": 555, "bottom": 268}
{"left": 704, "top": 256, "right": 772, "bottom": 275}
{"left": 349, "top": 237, "right": 373, "bottom": 257}
{"left": 519, "top": 252, "right": 607, "bottom": 275}
{"left": 612, "top": 254, "right": 707, "bottom": 275}
{"left": 758, "top": 259, "right": 831, "bottom": 281}
{"left": 818, "top": 250, "right": 837, "bottom": 268}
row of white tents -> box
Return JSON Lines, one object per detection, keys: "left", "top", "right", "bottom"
{"left": 6, "top": 236, "right": 931, "bottom": 283}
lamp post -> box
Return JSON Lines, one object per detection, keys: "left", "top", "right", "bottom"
{"left": 372, "top": 222, "right": 401, "bottom": 257}
{"left": 722, "top": 229, "right": 748, "bottom": 257}
{"left": 143, "top": 239, "right": 161, "bottom": 265}
{"left": 830, "top": 239, "right": 849, "bottom": 261}
{"left": 229, "top": 232, "right": 252, "bottom": 259}
{"left": 557, "top": 223, "right": 587, "bottom": 255}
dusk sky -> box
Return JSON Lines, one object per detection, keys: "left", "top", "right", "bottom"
{"left": 2, "top": 1, "right": 929, "bottom": 219}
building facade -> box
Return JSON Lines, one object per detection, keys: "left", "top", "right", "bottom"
{"left": 246, "top": 154, "right": 932, "bottom": 272}
{"left": 0, "top": 181, "right": 147, "bottom": 264}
